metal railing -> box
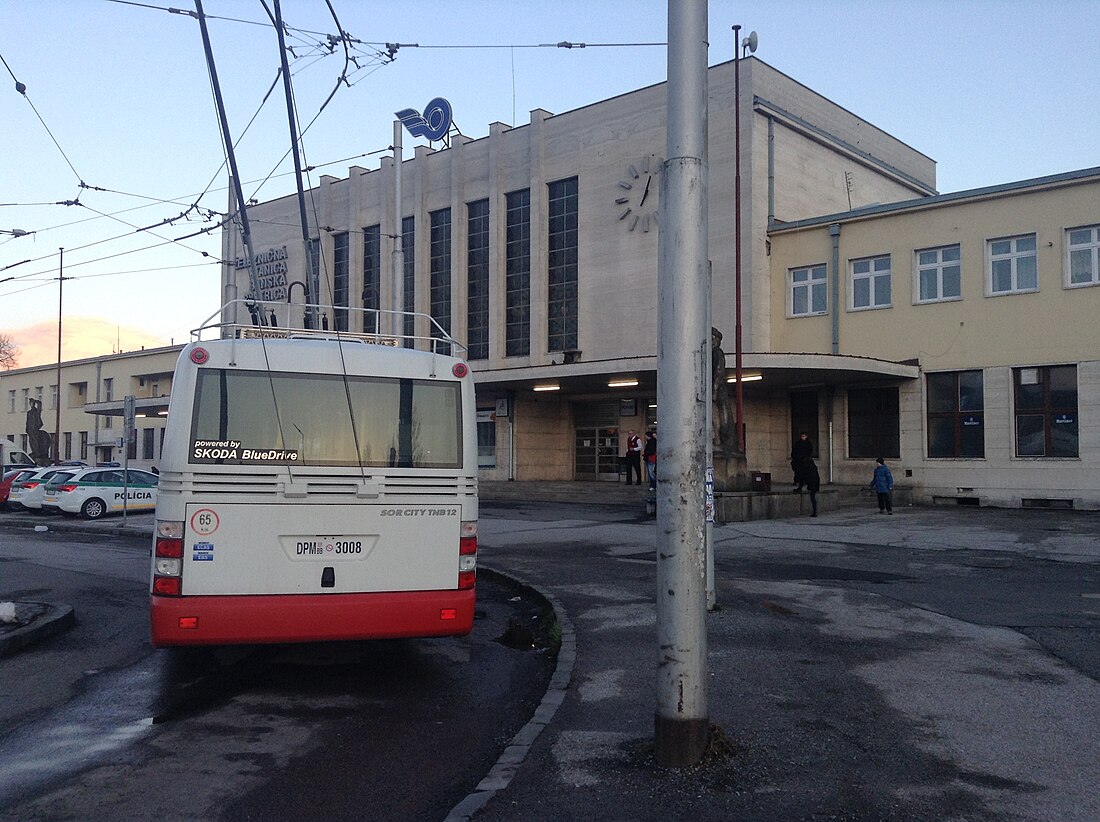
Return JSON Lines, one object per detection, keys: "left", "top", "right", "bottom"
{"left": 190, "top": 301, "right": 466, "bottom": 356}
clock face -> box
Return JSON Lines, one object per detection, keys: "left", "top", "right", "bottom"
{"left": 614, "top": 153, "right": 661, "bottom": 235}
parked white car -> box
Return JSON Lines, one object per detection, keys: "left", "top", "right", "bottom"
{"left": 13, "top": 467, "right": 79, "bottom": 512}
{"left": 42, "top": 467, "right": 159, "bottom": 519}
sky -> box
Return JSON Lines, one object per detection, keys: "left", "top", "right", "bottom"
{"left": 2, "top": 0, "right": 1098, "bottom": 368}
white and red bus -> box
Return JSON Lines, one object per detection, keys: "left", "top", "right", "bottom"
{"left": 150, "top": 305, "right": 478, "bottom": 647}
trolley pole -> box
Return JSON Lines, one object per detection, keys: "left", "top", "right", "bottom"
{"left": 655, "top": 0, "right": 710, "bottom": 767}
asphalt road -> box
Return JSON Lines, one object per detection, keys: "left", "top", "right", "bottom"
{"left": 0, "top": 523, "right": 555, "bottom": 821}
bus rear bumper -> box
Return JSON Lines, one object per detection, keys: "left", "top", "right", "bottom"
{"left": 150, "top": 589, "right": 475, "bottom": 647}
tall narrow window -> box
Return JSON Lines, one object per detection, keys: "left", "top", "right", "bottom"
{"left": 429, "top": 208, "right": 452, "bottom": 341}
{"left": 988, "top": 233, "right": 1037, "bottom": 294}
{"left": 847, "top": 387, "right": 900, "bottom": 459}
{"left": 850, "top": 254, "right": 892, "bottom": 309}
{"left": 927, "top": 370, "right": 984, "bottom": 457}
{"left": 79, "top": 431, "right": 88, "bottom": 460}
{"left": 1066, "top": 224, "right": 1100, "bottom": 287}
{"left": 63, "top": 431, "right": 72, "bottom": 461}
{"left": 1014, "top": 365, "right": 1078, "bottom": 457}
{"left": 332, "top": 231, "right": 350, "bottom": 331}
{"left": 789, "top": 264, "right": 827, "bottom": 316}
{"left": 308, "top": 237, "right": 320, "bottom": 306}
{"left": 547, "top": 177, "right": 579, "bottom": 352}
{"left": 362, "top": 224, "right": 381, "bottom": 333}
{"left": 467, "top": 199, "right": 490, "bottom": 360}
{"left": 916, "top": 244, "right": 961, "bottom": 302}
{"left": 505, "top": 189, "right": 531, "bottom": 357}
{"left": 143, "top": 428, "right": 155, "bottom": 460}
{"left": 402, "top": 216, "right": 415, "bottom": 346}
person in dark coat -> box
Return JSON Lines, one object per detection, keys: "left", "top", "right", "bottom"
{"left": 791, "top": 431, "right": 813, "bottom": 491}
{"left": 643, "top": 430, "right": 657, "bottom": 491}
{"left": 803, "top": 457, "right": 821, "bottom": 517}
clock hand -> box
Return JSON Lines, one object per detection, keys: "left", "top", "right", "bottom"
{"left": 639, "top": 175, "right": 652, "bottom": 207}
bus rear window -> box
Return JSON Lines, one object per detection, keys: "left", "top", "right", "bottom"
{"left": 189, "top": 368, "right": 462, "bottom": 468}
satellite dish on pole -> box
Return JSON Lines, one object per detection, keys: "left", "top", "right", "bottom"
{"left": 742, "top": 31, "right": 758, "bottom": 55}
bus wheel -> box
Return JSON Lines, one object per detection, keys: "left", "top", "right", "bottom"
{"left": 81, "top": 498, "right": 106, "bottom": 520}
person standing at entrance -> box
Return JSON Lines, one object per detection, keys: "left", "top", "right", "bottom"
{"left": 624, "top": 429, "right": 642, "bottom": 486}
{"left": 871, "top": 457, "right": 894, "bottom": 514}
{"left": 791, "top": 431, "right": 813, "bottom": 491}
{"left": 643, "top": 429, "right": 657, "bottom": 491}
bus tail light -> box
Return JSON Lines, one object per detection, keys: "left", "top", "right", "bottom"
{"left": 153, "top": 520, "right": 184, "bottom": 597}
{"left": 459, "top": 520, "right": 477, "bottom": 589}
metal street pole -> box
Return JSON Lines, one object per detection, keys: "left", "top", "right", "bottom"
{"left": 733, "top": 25, "right": 745, "bottom": 453}
{"left": 655, "top": 0, "right": 710, "bottom": 768}
{"left": 54, "top": 248, "right": 64, "bottom": 465}
{"left": 392, "top": 121, "right": 404, "bottom": 336}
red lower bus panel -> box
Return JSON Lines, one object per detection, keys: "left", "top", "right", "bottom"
{"left": 150, "top": 589, "right": 475, "bottom": 647}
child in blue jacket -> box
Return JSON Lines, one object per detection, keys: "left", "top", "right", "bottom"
{"left": 871, "top": 457, "right": 894, "bottom": 514}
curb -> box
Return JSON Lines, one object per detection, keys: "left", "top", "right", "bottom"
{"left": 443, "top": 567, "right": 576, "bottom": 822}
{"left": 0, "top": 601, "right": 76, "bottom": 658}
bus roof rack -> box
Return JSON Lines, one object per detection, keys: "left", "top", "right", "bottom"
{"left": 191, "top": 300, "right": 467, "bottom": 357}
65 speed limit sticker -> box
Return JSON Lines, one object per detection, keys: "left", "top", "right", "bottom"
{"left": 191, "top": 508, "right": 220, "bottom": 536}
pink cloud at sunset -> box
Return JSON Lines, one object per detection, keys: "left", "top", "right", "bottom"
{"left": 3, "top": 317, "right": 175, "bottom": 370}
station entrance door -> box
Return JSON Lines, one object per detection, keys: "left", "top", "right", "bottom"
{"left": 573, "top": 401, "right": 619, "bottom": 481}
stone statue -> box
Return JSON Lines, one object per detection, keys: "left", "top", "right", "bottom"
{"left": 26, "top": 398, "right": 53, "bottom": 465}
{"left": 711, "top": 327, "right": 737, "bottom": 455}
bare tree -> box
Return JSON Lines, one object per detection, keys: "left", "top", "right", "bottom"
{"left": 0, "top": 334, "right": 19, "bottom": 370}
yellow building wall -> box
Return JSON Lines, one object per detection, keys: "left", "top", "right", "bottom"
{"left": 770, "top": 180, "right": 1100, "bottom": 370}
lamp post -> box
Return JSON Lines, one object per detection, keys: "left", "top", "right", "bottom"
{"left": 54, "top": 248, "right": 68, "bottom": 465}
{"left": 732, "top": 26, "right": 757, "bottom": 455}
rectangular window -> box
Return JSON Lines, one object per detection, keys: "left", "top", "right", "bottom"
{"left": 48, "top": 385, "right": 58, "bottom": 410}
{"left": 332, "top": 231, "right": 350, "bottom": 332}
{"left": 926, "top": 370, "right": 984, "bottom": 458}
{"left": 847, "top": 387, "right": 900, "bottom": 459}
{"left": 79, "top": 431, "right": 88, "bottom": 460}
{"left": 467, "top": 199, "right": 490, "bottom": 360}
{"left": 1066, "top": 224, "right": 1100, "bottom": 287}
{"left": 429, "top": 208, "right": 452, "bottom": 340}
{"left": 7, "top": 390, "right": 14, "bottom": 413}
{"left": 104, "top": 378, "right": 114, "bottom": 402}
{"left": 143, "top": 427, "right": 155, "bottom": 460}
{"left": 1013, "top": 365, "right": 1078, "bottom": 457}
{"left": 916, "top": 244, "right": 961, "bottom": 303}
{"left": 547, "top": 177, "right": 579, "bottom": 352}
{"left": 362, "top": 224, "right": 381, "bottom": 332}
{"left": 988, "top": 233, "right": 1037, "bottom": 294}
{"left": 402, "top": 216, "right": 415, "bottom": 346}
{"left": 505, "top": 189, "right": 531, "bottom": 357}
{"left": 63, "top": 431, "right": 72, "bottom": 460}
{"left": 191, "top": 368, "right": 461, "bottom": 468}
{"left": 789, "top": 264, "right": 827, "bottom": 316}
{"left": 850, "top": 254, "right": 892, "bottom": 309}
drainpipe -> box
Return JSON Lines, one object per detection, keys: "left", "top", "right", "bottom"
{"left": 508, "top": 391, "right": 516, "bottom": 481}
{"left": 830, "top": 223, "right": 841, "bottom": 354}
{"left": 767, "top": 116, "right": 775, "bottom": 224}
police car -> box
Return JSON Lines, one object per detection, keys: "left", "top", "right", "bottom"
{"left": 43, "top": 467, "right": 159, "bottom": 519}
{"left": 12, "top": 466, "right": 80, "bottom": 512}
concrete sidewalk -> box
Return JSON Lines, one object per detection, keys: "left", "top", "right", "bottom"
{"left": 454, "top": 503, "right": 1100, "bottom": 822}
